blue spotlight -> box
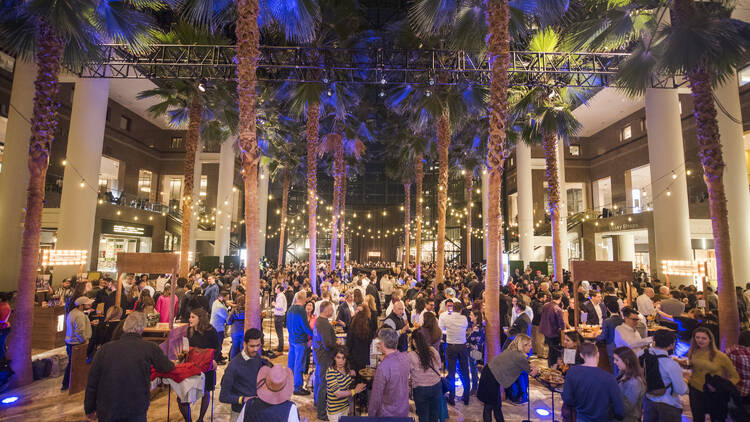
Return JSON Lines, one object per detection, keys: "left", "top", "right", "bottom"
{"left": 1, "top": 396, "right": 19, "bottom": 404}
{"left": 535, "top": 408, "right": 551, "bottom": 416}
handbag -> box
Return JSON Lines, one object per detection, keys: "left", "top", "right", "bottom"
{"left": 429, "top": 364, "right": 450, "bottom": 395}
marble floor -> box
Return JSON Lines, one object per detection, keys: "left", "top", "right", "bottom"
{"left": 0, "top": 323, "right": 694, "bottom": 422}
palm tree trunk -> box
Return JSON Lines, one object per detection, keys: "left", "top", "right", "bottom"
{"left": 415, "top": 154, "right": 424, "bottom": 283}
{"left": 307, "top": 102, "right": 320, "bottom": 294}
{"left": 404, "top": 183, "right": 411, "bottom": 270}
{"left": 464, "top": 171, "right": 473, "bottom": 267}
{"left": 340, "top": 174, "right": 346, "bottom": 270}
{"left": 330, "top": 137, "right": 344, "bottom": 271}
{"left": 485, "top": 0, "right": 511, "bottom": 360}
{"left": 277, "top": 169, "right": 290, "bottom": 268}
{"left": 236, "top": 0, "right": 262, "bottom": 331}
{"left": 179, "top": 95, "right": 202, "bottom": 277}
{"left": 542, "top": 134, "right": 563, "bottom": 284}
{"left": 686, "top": 66, "right": 739, "bottom": 350}
{"left": 436, "top": 110, "right": 450, "bottom": 287}
{"left": 8, "top": 21, "right": 63, "bottom": 388}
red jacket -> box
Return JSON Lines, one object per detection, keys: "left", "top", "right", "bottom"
{"left": 151, "top": 347, "right": 213, "bottom": 382}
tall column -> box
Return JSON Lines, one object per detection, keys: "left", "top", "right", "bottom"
{"left": 189, "top": 146, "right": 202, "bottom": 264}
{"left": 617, "top": 234, "right": 635, "bottom": 267}
{"left": 482, "top": 167, "right": 489, "bottom": 261}
{"left": 0, "top": 60, "right": 35, "bottom": 290}
{"left": 56, "top": 78, "right": 110, "bottom": 276}
{"left": 714, "top": 75, "right": 750, "bottom": 284}
{"left": 258, "top": 162, "right": 269, "bottom": 257}
{"left": 516, "top": 143, "right": 534, "bottom": 265}
{"left": 214, "top": 140, "right": 234, "bottom": 257}
{"left": 645, "top": 88, "right": 692, "bottom": 284}
{"left": 556, "top": 139, "right": 569, "bottom": 270}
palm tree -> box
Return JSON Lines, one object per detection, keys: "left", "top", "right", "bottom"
{"left": 569, "top": 0, "right": 750, "bottom": 349}
{"left": 139, "top": 78, "right": 237, "bottom": 275}
{"left": 409, "top": 0, "right": 570, "bottom": 364}
{"left": 266, "top": 118, "right": 306, "bottom": 268}
{"left": 137, "top": 23, "right": 236, "bottom": 278}
{"left": 178, "top": 0, "right": 319, "bottom": 329}
{"left": 452, "top": 138, "right": 484, "bottom": 268}
{"left": 284, "top": 83, "right": 325, "bottom": 292}
{"left": 319, "top": 108, "right": 367, "bottom": 271}
{"left": 386, "top": 143, "right": 416, "bottom": 271}
{"left": 0, "top": 0, "right": 162, "bottom": 388}
{"left": 511, "top": 29, "right": 583, "bottom": 284}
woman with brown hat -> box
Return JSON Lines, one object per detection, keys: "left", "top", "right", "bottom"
{"left": 240, "top": 365, "right": 300, "bottom": 422}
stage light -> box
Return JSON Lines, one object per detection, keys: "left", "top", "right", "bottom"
{"left": 326, "top": 89, "right": 333, "bottom": 97}
{"left": 323, "top": 77, "right": 329, "bottom": 84}
{"left": 425, "top": 90, "right": 431, "bottom": 97}
{"left": 197, "top": 82, "right": 206, "bottom": 92}
{"left": 428, "top": 77, "right": 435, "bottom": 86}
{"left": 1, "top": 396, "right": 19, "bottom": 404}
{"left": 380, "top": 78, "right": 386, "bottom": 85}
{"left": 379, "top": 90, "right": 385, "bottom": 98}
{"left": 533, "top": 400, "right": 552, "bottom": 418}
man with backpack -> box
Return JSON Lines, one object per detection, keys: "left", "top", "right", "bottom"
{"left": 641, "top": 330, "right": 688, "bottom": 422}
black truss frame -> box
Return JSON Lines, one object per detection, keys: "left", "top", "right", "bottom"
{"left": 75, "top": 44, "right": 680, "bottom": 88}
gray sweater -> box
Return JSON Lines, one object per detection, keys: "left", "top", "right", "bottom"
{"left": 313, "top": 317, "right": 338, "bottom": 367}
{"left": 615, "top": 376, "right": 645, "bottom": 422}
{"left": 488, "top": 350, "right": 530, "bottom": 388}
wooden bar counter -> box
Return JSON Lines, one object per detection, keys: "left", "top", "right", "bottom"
{"left": 31, "top": 305, "right": 67, "bottom": 351}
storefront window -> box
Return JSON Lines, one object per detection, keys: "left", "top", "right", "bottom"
{"left": 98, "top": 156, "right": 120, "bottom": 195}
{"left": 200, "top": 175, "right": 207, "bottom": 197}
{"left": 138, "top": 169, "right": 152, "bottom": 199}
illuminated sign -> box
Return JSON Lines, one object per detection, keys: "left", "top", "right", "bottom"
{"left": 40, "top": 249, "right": 88, "bottom": 267}
{"left": 101, "top": 219, "right": 153, "bottom": 237}
{"left": 661, "top": 260, "right": 707, "bottom": 276}
{"left": 113, "top": 225, "right": 145, "bottom": 235}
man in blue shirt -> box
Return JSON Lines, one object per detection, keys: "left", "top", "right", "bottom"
{"left": 210, "top": 290, "right": 229, "bottom": 363}
{"left": 286, "top": 291, "right": 313, "bottom": 395}
{"left": 219, "top": 328, "right": 271, "bottom": 422}
{"left": 204, "top": 275, "right": 219, "bottom": 309}
{"left": 642, "top": 330, "right": 688, "bottom": 422}
{"left": 562, "top": 342, "right": 624, "bottom": 422}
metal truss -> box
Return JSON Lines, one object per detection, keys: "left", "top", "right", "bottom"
{"left": 75, "top": 44, "right": 644, "bottom": 88}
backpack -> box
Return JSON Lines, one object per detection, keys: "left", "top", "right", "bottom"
{"left": 640, "top": 350, "right": 671, "bottom": 396}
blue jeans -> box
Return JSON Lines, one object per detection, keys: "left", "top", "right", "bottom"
{"left": 62, "top": 343, "right": 74, "bottom": 389}
{"left": 230, "top": 332, "right": 243, "bottom": 359}
{"left": 314, "top": 359, "right": 329, "bottom": 418}
{"left": 445, "top": 343, "right": 470, "bottom": 401}
{"left": 287, "top": 342, "right": 306, "bottom": 390}
{"left": 0, "top": 327, "right": 9, "bottom": 361}
{"left": 413, "top": 381, "right": 446, "bottom": 422}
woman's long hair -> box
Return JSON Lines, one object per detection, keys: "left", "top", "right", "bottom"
{"left": 688, "top": 326, "right": 718, "bottom": 360}
{"left": 105, "top": 306, "right": 122, "bottom": 322}
{"left": 506, "top": 334, "right": 532, "bottom": 353}
{"left": 333, "top": 345, "right": 350, "bottom": 372}
{"left": 411, "top": 330, "right": 435, "bottom": 371}
{"left": 613, "top": 346, "right": 645, "bottom": 384}
{"left": 365, "top": 294, "right": 377, "bottom": 313}
{"left": 422, "top": 311, "right": 442, "bottom": 342}
{"left": 190, "top": 308, "right": 212, "bottom": 335}
{"left": 351, "top": 309, "right": 372, "bottom": 340}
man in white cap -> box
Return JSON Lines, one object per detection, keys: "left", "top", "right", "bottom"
{"left": 62, "top": 296, "right": 93, "bottom": 390}
{"left": 240, "top": 365, "right": 300, "bottom": 422}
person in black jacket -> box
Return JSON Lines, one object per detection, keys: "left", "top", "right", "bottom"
{"left": 178, "top": 308, "right": 219, "bottom": 422}
{"left": 85, "top": 312, "right": 174, "bottom": 422}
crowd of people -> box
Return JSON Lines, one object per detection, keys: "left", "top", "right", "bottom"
{"left": 2, "top": 258, "right": 749, "bottom": 422}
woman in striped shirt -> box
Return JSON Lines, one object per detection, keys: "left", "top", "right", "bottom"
{"left": 326, "top": 346, "right": 367, "bottom": 422}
